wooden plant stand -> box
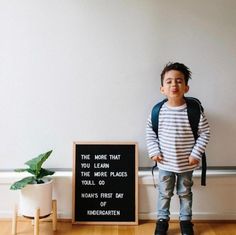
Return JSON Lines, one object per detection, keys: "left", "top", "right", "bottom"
{"left": 12, "top": 199, "right": 57, "bottom": 235}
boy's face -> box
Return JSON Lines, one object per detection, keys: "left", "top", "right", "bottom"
{"left": 160, "top": 70, "right": 189, "bottom": 100}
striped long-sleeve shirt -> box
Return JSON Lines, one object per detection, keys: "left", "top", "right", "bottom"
{"left": 146, "top": 102, "right": 210, "bottom": 173}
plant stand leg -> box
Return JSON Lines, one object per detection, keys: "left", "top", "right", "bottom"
{"left": 11, "top": 204, "right": 18, "bottom": 235}
{"left": 52, "top": 200, "right": 57, "bottom": 231}
{"left": 34, "top": 208, "right": 40, "bottom": 235}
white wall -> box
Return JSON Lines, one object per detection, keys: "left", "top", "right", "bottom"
{"left": 0, "top": 0, "right": 236, "bottom": 168}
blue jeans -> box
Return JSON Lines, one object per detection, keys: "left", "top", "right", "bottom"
{"left": 157, "top": 169, "right": 193, "bottom": 221}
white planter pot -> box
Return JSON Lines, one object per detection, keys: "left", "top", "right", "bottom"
{"left": 20, "top": 179, "right": 53, "bottom": 218}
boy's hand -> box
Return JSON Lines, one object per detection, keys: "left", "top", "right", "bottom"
{"left": 151, "top": 155, "right": 163, "bottom": 163}
{"left": 189, "top": 156, "right": 200, "bottom": 165}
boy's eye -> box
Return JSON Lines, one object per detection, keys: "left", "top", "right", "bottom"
{"left": 166, "top": 80, "right": 171, "bottom": 84}
{"left": 177, "top": 79, "right": 183, "bottom": 83}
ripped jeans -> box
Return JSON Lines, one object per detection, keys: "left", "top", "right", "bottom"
{"left": 157, "top": 169, "right": 193, "bottom": 221}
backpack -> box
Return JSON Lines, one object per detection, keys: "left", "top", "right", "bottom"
{"left": 151, "top": 97, "right": 207, "bottom": 186}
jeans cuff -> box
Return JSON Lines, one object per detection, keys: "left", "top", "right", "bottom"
{"left": 179, "top": 216, "right": 192, "bottom": 221}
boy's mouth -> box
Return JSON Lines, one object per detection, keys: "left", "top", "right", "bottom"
{"left": 171, "top": 88, "right": 178, "bottom": 93}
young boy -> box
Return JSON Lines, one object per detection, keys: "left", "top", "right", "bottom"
{"left": 146, "top": 62, "right": 210, "bottom": 235}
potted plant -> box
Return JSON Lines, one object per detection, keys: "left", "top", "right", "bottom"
{"left": 10, "top": 150, "right": 55, "bottom": 218}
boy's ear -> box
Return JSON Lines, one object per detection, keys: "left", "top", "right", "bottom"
{"left": 185, "top": 85, "right": 189, "bottom": 93}
{"left": 160, "top": 86, "right": 165, "bottom": 94}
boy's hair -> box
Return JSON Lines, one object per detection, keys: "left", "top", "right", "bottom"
{"left": 160, "top": 62, "right": 192, "bottom": 86}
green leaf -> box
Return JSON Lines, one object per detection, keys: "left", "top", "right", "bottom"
{"left": 10, "top": 176, "right": 35, "bottom": 190}
{"left": 36, "top": 168, "right": 55, "bottom": 180}
{"left": 11, "top": 150, "right": 54, "bottom": 189}
{"left": 25, "top": 150, "right": 53, "bottom": 177}
{"left": 25, "top": 168, "right": 37, "bottom": 175}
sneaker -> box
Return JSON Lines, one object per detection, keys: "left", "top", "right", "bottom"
{"left": 154, "top": 219, "right": 169, "bottom": 235}
{"left": 180, "top": 221, "right": 194, "bottom": 235}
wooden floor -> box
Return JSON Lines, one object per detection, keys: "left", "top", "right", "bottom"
{"left": 1, "top": 220, "right": 236, "bottom": 235}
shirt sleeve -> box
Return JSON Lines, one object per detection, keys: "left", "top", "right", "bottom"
{"left": 190, "top": 112, "right": 210, "bottom": 160}
{"left": 146, "top": 114, "right": 161, "bottom": 158}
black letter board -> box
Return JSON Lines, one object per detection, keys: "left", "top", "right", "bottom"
{"left": 72, "top": 142, "right": 138, "bottom": 225}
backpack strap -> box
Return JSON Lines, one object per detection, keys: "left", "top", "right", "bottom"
{"left": 151, "top": 99, "right": 167, "bottom": 138}
{"left": 185, "top": 97, "right": 203, "bottom": 140}
{"left": 185, "top": 97, "right": 207, "bottom": 186}
{"left": 201, "top": 153, "right": 207, "bottom": 186}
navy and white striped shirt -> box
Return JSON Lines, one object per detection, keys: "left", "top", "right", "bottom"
{"left": 146, "top": 102, "right": 210, "bottom": 173}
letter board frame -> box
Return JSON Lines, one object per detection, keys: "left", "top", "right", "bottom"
{"left": 72, "top": 141, "right": 138, "bottom": 225}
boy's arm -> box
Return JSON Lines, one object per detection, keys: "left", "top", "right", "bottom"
{"left": 190, "top": 112, "right": 210, "bottom": 161}
{"left": 146, "top": 115, "right": 162, "bottom": 160}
